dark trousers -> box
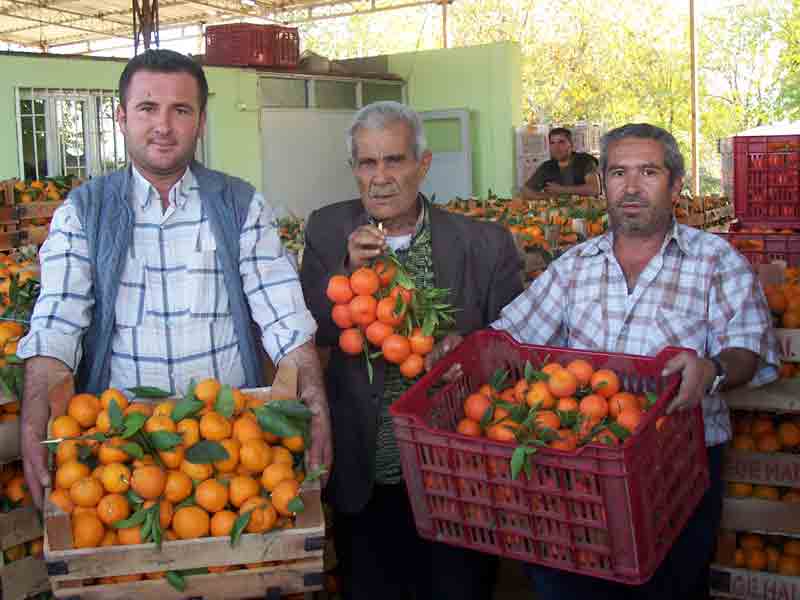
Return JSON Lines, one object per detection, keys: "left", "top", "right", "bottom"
{"left": 334, "top": 483, "right": 498, "bottom": 600}
{"left": 524, "top": 444, "right": 725, "bottom": 600}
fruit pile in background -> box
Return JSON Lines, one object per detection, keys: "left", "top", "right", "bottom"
{"left": 730, "top": 411, "right": 800, "bottom": 453}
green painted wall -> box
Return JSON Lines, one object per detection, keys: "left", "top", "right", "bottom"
{"left": 0, "top": 53, "right": 263, "bottom": 191}
{"left": 0, "top": 42, "right": 522, "bottom": 197}
{"left": 389, "top": 42, "right": 522, "bottom": 197}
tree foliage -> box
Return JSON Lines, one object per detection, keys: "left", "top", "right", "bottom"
{"left": 298, "top": 0, "right": 793, "bottom": 193}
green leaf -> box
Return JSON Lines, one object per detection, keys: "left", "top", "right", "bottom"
{"left": 267, "top": 400, "right": 312, "bottom": 420}
{"left": 175, "top": 496, "right": 196, "bottom": 510}
{"left": 77, "top": 444, "right": 93, "bottom": 462}
{"left": 184, "top": 378, "right": 197, "bottom": 403}
{"left": 126, "top": 489, "right": 144, "bottom": 506}
{"left": 113, "top": 508, "right": 148, "bottom": 529}
{"left": 108, "top": 398, "right": 124, "bottom": 430}
{"left": 303, "top": 465, "right": 327, "bottom": 483}
{"left": 148, "top": 431, "right": 183, "bottom": 451}
{"left": 489, "top": 369, "right": 508, "bottom": 392}
{"left": 166, "top": 571, "right": 186, "bottom": 592}
{"left": 253, "top": 405, "right": 303, "bottom": 438}
{"left": 185, "top": 440, "right": 229, "bottom": 464}
{"left": 287, "top": 496, "right": 305, "bottom": 514}
{"left": 230, "top": 511, "right": 252, "bottom": 547}
{"left": 171, "top": 398, "right": 203, "bottom": 423}
{"left": 215, "top": 385, "right": 235, "bottom": 418}
{"left": 121, "top": 412, "right": 147, "bottom": 439}
{"left": 141, "top": 510, "right": 153, "bottom": 542}
{"left": 4, "top": 354, "right": 22, "bottom": 365}
{"left": 524, "top": 361, "right": 536, "bottom": 384}
{"left": 511, "top": 446, "right": 527, "bottom": 480}
{"left": 644, "top": 392, "right": 658, "bottom": 409}
{"left": 608, "top": 421, "right": 631, "bottom": 441}
{"left": 127, "top": 386, "right": 172, "bottom": 399}
{"left": 479, "top": 404, "right": 494, "bottom": 429}
{"left": 121, "top": 442, "right": 144, "bottom": 460}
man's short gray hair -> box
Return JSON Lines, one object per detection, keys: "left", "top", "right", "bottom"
{"left": 347, "top": 101, "right": 428, "bottom": 164}
{"left": 600, "top": 123, "right": 686, "bottom": 187}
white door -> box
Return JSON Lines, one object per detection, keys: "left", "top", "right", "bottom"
{"left": 261, "top": 108, "right": 358, "bottom": 218}
{"left": 420, "top": 109, "right": 473, "bottom": 203}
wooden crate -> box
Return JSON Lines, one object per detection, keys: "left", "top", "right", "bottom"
{"left": 723, "top": 448, "right": 800, "bottom": 488}
{"left": 0, "top": 181, "right": 17, "bottom": 207}
{"left": 0, "top": 504, "right": 48, "bottom": 600}
{"left": 43, "top": 372, "right": 325, "bottom": 591}
{"left": 721, "top": 379, "right": 800, "bottom": 414}
{"left": 0, "top": 506, "right": 42, "bottom": 551}
{"left": 721, "top": 497, "right": 800, "bottom": 537}
{"left": 50, "top": 557, "right": 322, "bottom": 599}
{"left": 0, "top": 555, "right": 50, "bottom": 600}
{"left": 0, "top": 417, "right": 20, "bottom": 464}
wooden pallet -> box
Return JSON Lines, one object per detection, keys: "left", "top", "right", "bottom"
{"left": 51, "top": 557, "right": 322, "bottom": 599}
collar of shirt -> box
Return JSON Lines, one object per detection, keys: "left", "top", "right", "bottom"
{"left": 130, "top": 163, "right": 197, "bottom": 212}
{"left": 368, "top": 194, "right": 428, "bottom": 251}
{"left": 578, "top": 219, "right": 695, "bottom": 259}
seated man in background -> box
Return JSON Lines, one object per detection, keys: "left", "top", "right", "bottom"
{"left": 522, "top": 127, "right": 600, "bottom": 198}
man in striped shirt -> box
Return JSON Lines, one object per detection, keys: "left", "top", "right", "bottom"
{"left": 436, "top": 123, "right": 778, "bottom": 598}
{"left": 19, "top": 49, "right": 331, "bottom": 508}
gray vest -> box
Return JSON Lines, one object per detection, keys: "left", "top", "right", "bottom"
{"left": 70, "top": 160, "right": 266, "bottom": 393}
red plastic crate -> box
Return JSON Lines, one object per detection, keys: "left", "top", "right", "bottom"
{"left": 389, "top": 330, "right": 709, "bottom": 585}
{"left": 715, "top": 231, "right": 800, "bottom": 266}
{"left": 734, "top": 135, "right": 800, "bottom": 228}
{"left": 204, "top": 24, "right": 299, "bottom": 68}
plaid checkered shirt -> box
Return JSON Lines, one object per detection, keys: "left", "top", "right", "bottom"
{"left": 18, "top": 166, "right": 316, "bottom": 395}
{"left": 491, "top": 222, "right": 780, "bottom": 446}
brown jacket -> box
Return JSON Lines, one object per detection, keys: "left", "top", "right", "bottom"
{"left": 300, "top": 198, "right": 524, "bottom": 513}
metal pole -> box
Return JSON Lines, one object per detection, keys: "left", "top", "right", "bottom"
{"left": 689, "top": 0, "right": 700, "bottom": 196}
{"left": 441, "top": 1, "right": 447, "bottom": 49}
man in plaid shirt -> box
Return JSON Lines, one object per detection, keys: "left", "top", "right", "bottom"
{"left": 435, "top": 123, "right": 779, "bottom": 598}
{"left": 18, "top": 49, "right": 331, "bottom": 508}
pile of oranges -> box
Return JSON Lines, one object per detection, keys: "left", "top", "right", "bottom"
{"left": 0, "top": 461, "right": 32, "bottom": 508}
{"left": 48, "top": 380, "right": 308, "bottom": 562}
{"left": 764, "top": 267, "right": 800, "bottom": 328}
{"left": 326, "top": 260, "right": 438, "bottom": 380}
{"left": 454, "top": 359, "right": 664, "bottom": 458}
{"left": 727, "top": 482, "right": 800, "bottom": 502}
{"left": 727, "top": 532, "right": 800, "bottom": 576}
{"left": 730, "top": 411, "right": 800, "bottom": 454}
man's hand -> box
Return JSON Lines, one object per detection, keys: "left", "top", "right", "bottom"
{"left": 424, "top": 334, "right": 464, "bottom": 382}
{"left": 543, "top": 182, "right": 567, "bottom": 194}
{"left": 21, "top": 357, "right": 73, "bottom": 509}
{"left": 347, "top": 224, "right": 386, "bottom": 270}
{"left": 661, "top": 352, "right": 716, "bottom": 414}
{"left": 278, "top": 343, "right": 332, "bottom": 487}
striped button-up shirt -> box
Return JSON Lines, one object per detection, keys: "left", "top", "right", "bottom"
{"left": 18, "top": 165, "right": 316, "bottom": 395}
{"left": 491, "top": 222, "right": 780, "bottom": 446}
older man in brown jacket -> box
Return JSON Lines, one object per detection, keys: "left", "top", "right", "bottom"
{"left": 300, "top": 101, "right": 523, "bottom": 600}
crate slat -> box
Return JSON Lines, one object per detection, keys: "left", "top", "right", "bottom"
{"left": 0, "top": 507, "right": 43, "bottom": 551}
{"left": 0, "top": 556, "right": 50, "bottom": 600}
{"left": 51, "top": 557, "right": 322, "bottom": 600}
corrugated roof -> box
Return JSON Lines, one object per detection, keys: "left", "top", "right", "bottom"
{"left": 0, "top": 0, "right": 443, "bottom": 52}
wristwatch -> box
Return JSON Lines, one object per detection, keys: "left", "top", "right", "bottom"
{"left": 707, "top": 356, "right": 727, "bottom": 395}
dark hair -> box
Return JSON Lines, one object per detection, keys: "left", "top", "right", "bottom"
{"left": 600, "top": 123, "right": 686, "bottom": 186}
{"left": 119, "top": 49, "right": 209, "bottom": 113}
{"left": 548, "top": 127, "right": 573, "bottom": 143}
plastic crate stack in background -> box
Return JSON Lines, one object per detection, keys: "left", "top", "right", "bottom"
{"left": 734, "top": 135, "right": 800, "bottom": 230}
{"left": 389, "top": 330, "right": 709, "bottom": 585}
{"left": 204, "top": 24, "right": 300, "bottom": 68}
